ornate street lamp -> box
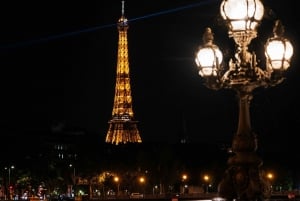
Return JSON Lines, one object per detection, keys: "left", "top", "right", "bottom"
{"left": 194, "top": 0, "right": 293, "bottom": 201}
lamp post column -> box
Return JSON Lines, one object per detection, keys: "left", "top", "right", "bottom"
{"left": 218, "top": 89, "right": 268, "bottom": 201}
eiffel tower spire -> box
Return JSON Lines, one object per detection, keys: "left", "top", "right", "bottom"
{"left": 105, "top": 1, "right": 142, "bottom": 145}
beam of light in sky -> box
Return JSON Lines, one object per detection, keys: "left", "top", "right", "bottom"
{"left": 0, "top": 23, "right": 115, "bottom": 51}
{"left": 0, "top": 0, "right": 217, "bottom": 50}
{"left": 129, "top": 0, "right": 217, "bottom": 22}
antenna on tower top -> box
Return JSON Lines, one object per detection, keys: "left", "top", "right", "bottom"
{"left": 121, "top": 1, "right": 125, "bottom": 16}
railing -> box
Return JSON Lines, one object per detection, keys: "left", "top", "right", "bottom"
{"left": 87, "top": 192, "right": 300, "bottom": 201}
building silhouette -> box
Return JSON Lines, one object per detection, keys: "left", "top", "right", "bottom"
{"left": 105, "top": 1, "right": 142, "bottom": 145}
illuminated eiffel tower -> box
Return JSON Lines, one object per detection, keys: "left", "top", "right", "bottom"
{"left": 105, "top": 1, "right": 142, "bottom": 145}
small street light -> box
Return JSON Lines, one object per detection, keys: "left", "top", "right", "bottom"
{"left": 266, "top": 172, "right": 275, "bottom": 193}
{"left": 267, "top": 173, "right": 274, "bottom": 181}
{"left": 182, "top": 174, "right": 188, "bottom": 194}
{"left": 4, "top": 165, "right": 15, "bottom": 200}
{"left": 69, "top": 164, "right": 76, "bottom": 197}
{"left": 69, "top": 164, "right": 76, "bottom": 183}
{"left": 4, "top": 165, "right": 14, "bottom": 185}
{"left": 114, "top": 176, "right": 120, "bottom": 195}
{"left": 203, "top": 175, "right": 210, "bottom": 193}
{"left": 139, "top": 176, "right": 145, "bottom": 196}
{"left": 139, "top": 176, "right": 145, "bottom": 184}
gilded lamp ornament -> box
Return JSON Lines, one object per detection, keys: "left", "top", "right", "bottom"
{"left": 195, "top": 0, "right": 293, "bottom": 200}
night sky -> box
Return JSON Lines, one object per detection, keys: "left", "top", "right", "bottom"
{"left": 0, "top": 0, "right": 299, "bottom": 154}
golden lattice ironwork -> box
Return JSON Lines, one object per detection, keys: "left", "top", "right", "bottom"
{"left": 105, "top": 1, "right": 142, "bottom": 145}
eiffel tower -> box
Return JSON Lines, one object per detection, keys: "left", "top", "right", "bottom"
{"left": 105, "top": 1, "right": 142, "bottom": 145}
